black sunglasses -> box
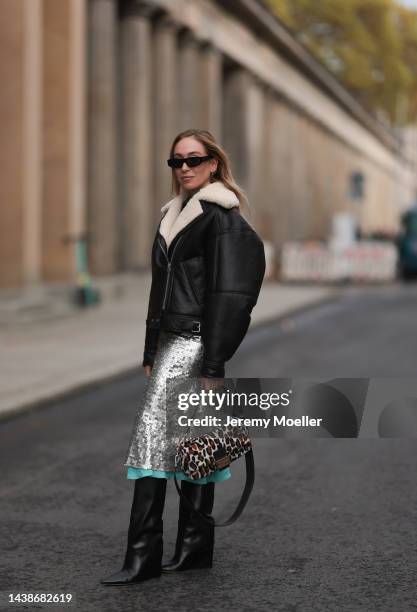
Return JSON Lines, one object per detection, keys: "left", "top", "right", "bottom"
{"left": 167, "top": 155, "right": 212, "bottom": 169}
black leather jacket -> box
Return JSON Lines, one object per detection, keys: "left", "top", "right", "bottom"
{"left": 143, "top": 182, "right": 266, "bottom": 378}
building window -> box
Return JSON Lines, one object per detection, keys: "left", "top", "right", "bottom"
{"left": 349, "top": 171, "right": 365, "bottom": 201}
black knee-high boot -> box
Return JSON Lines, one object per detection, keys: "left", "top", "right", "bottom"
{"left": 162, "top": 481, "right": 215, "bottom": 572}
{"left": 101, "top": 476, "right": 167, "bottom": 585}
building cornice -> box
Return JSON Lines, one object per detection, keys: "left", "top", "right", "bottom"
{"left": 214, "top": 0, "right": 401, "bottom": 153}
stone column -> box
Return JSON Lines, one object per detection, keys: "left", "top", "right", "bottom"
{"left": 304, "top": 122, "right": 328, "bottom": 240}
{"left": 245, "top": 76, "right": 265, "bottom": 220}
{"left": 68, "top": 0, "right": 87, "bottom": 273}
{"left": 42, "top": 0, "right": 87, "bottom": 281}
{"left": 259, "top": 86, "right": 277, "bottom": 237}
{"left": 200, "top": 42, "right": 222, "bottom": 139}
{"left": 285, "top": 110, "right": 306, "bottom": 240}
{"left": 119, "top": 2, "right": 155, "bottom": 269}
{"left": 268, "top": 97, "right": 291, "bottom": 248}
{"left": 87, "top": 0, "right": 118, "bottom": 274}
{"left": 0, "top": 0, "right": 42, "bottom": 288}
{"left": 152, "top": 14, "right": 179, "bottom": 224}
{"left": 222, "top": 66, "right": 252, "bottom": 188}
{"left": 223, "top": 68, "right": 265, "bottom": 215}
{"left": 178, "top": 30, "right": 200, "bottom": 131}
{"left": 24, "top": 0, "right": 43, "bottom": 287}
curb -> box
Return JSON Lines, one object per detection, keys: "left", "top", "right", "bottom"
{"left": 250, "top": 288, "right": 342, "bottom": 333}
{"left": 0, "top": 289, "right": 343, "bottom": 425}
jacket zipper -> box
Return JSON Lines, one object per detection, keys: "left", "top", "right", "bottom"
{"left": 158, "top": 209, "right": 205, "bottom": 312}
{"left": 159, "top": 236, "right": 183, "bottom": 311}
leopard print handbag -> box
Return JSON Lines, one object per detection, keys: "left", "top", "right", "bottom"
{"left": 174, "top": 423, "right": 255, "bottom": 527}
{"left": 175, "top": 424, "right": 251, "bottom": 480}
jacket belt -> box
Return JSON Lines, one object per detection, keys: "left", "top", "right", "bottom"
{"left": 160, "top": 312, "right": 203, "bottom": 335}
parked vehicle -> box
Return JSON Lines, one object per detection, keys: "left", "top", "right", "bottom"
{"left": 397, "top": 208, "right": 417, "bottom": 280}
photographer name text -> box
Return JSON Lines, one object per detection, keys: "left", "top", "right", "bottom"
{"left": 177, "top": 415, "right": 323, "bottom": 428}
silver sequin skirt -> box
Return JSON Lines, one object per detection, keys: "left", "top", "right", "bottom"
{"left": 124, "top": 329, "right": 204, "bottom": 471}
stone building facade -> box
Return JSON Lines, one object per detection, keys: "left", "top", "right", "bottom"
{"left": 1, "top": 0, "right": 415, "bottom": 289}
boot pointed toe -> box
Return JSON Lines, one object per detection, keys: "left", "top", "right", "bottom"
{"left": 101, "top": 567, "right": 161, "bottom": 585}
{"left": 100, "top": 569, "right": 131, "bottom": 585}
{"left": 162, "top": 548, "right": 213, "bottom": 572}
{"left": 161, "top": 558, "right": 180, "bottom": 573}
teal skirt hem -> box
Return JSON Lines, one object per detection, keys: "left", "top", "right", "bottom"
{"left": 126, "top": 466, "right": 231, "bottom": 484}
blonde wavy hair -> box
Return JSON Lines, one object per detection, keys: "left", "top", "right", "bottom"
{"left": 168, "top": 129, "right": 251, "bottom": 221}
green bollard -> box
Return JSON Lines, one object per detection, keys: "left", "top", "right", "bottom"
{"left": 74, "top": 239, "right": 101, "bottom": 307}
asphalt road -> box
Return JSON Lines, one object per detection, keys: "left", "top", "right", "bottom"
{"left": 2, "top": 283, "right": 417, "bottom": 612}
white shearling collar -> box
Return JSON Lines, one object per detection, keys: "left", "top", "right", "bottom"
{"left": 159, "top": 181, "right": 239, "bottom": 248}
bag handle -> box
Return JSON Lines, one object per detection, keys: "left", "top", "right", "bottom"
{"left": 173, "top": 448, "right": 255, "bottom": 527}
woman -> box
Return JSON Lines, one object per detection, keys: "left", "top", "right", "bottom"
{"left": 101, "top": 129, "right": 265, "bottom": 585}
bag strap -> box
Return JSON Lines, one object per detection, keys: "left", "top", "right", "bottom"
{"left": 173, "top": 448, "right": 255, "bottom": 527}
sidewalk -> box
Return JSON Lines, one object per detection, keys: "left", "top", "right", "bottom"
{"left": 0, "top": 273, "right": 340, "bottom": 421}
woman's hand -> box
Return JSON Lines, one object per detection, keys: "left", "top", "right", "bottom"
{"left": 144, "top": 365, "right": 152, "bottom": 378}
{"left": 199, "top": 377, "right": 224, "bottom": 391}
